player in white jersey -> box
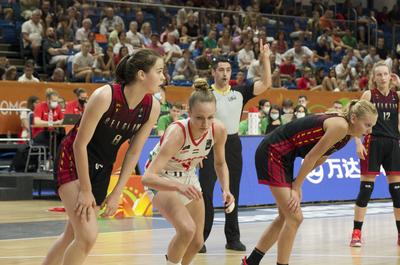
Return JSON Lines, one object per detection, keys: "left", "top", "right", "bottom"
{"left": 142, "top": 78, "right": 234, "bottom": 265}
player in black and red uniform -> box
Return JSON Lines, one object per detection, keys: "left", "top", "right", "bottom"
{"left": 42, "top": 49, "right": 164, "bottom": 265}
{"left": 350, "top": 61, "right": 400, "bottom": 247}
{"left": 242, "top": 100, "right": 378, "bottom": 265}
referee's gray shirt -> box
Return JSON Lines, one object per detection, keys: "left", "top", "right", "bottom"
{"left": 212, "top": 84, "right": 255, "bottom": 135}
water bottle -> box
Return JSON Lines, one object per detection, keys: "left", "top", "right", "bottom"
{"left": 248, "top": 109, "right": 260, "bottom": 135}
{"left": 48, "top": 110, "right": 54, "bottom": 127}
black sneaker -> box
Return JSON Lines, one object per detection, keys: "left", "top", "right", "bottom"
{"left": 198, "top": 244, "right": 206, "bottom": 253}
{"left": 225, "top": 241, "right": 246, "bottom": 251}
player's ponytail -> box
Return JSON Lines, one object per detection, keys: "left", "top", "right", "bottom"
{"left": 343, "top": 99, "right": 377, "bottom": 120}
{"left": 188, "top": 78, "right": 216, "bottom": 110}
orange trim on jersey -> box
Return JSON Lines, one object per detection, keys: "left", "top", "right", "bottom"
{"left": 187, "top": 119, "right": 209, "bottom": 147}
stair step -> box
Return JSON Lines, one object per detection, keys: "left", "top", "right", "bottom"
{"left": 0, "top": 50, "right": 20, "bottom": 58}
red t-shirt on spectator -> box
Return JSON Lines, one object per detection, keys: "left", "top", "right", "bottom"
{"left": 280, "top": 63, "right": 296, "bottom": 76}
{"left": 297, "top": 77, "right": 310, "bottom": 90}
{"left": 32, "top": 102, "right": 64, "bottom": 138}
{"left": 65, "top": 100, "right": 84, "bottom": 115}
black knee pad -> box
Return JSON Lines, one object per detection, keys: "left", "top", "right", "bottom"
{"left": 389, "top": 182, "right": 400, "bottom": 208}
{"left": 356, "top": 181, "right": 374, "bottom": 207}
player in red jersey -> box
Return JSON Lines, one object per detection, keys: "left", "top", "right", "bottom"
{"left": 350, "top": 61, "right": 400, "bottom": 247}
{"left": 42, "top": 49, "right": 164, "bottom": 265}
{"left": 242, "top": 100, "right": 378, "bottom": 265}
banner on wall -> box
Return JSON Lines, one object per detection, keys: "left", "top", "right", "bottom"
{"left": 137, "top": 136, "right": 390, "bottom": 208}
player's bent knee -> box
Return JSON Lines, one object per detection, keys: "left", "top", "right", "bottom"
{"left": 356, "top": 181, "right": 374, "bottom": 207}
{"left": 389, "top": 182, "right": 400, "bottom": 208}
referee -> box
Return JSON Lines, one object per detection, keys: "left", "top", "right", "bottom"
{"left": 200, "top": 41, "right": 272, "bottom": 252}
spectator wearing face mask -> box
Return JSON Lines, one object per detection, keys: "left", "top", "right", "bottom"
{"left": 32, "top": 88, "right": 64, "bottom": 146}
{"left": 265, "top": 105, "right": 282, "bottom": 134}
{"left": 292, "top": 104, "right": 309, "bottom": 121}
{"left": 239, "top": 99, "right": 271, "bottom": 135}
{"left": 281, "top": 98, "right": 294, "bottom": 124}
{"left": 65, "top": 88, "right": 88, "bottom": 115}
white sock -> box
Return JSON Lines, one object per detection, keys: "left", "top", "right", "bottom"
{"left": 166, "top": 260, "right": 181, "bottom": 265}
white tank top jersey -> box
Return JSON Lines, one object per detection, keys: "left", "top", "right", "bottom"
{"left": 148, "top": 118, "right": 215, "bottom": 174}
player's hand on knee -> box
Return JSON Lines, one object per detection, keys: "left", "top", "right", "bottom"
{"left": 288, "top": 188, "right": 301, "bottom": 213}
{"left": 75, "top": 190, "right": 96, "bottom": 222}
{"left": 178, "top": 184, "right": 203, "bottom": 200}
{"left": 100, "top": 191, "right": 121, "bottom": 217}
{"left": 356, "top": 144, "right": 367, "bottom": 160}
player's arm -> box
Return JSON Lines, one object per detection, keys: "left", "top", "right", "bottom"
{"left": 293, "top": 117, "right": 349, "bottom": 189}
{"left": 212, "top": 120, "right": 234, "bottom": 208}
{"left": 313, "top": 156, "right": 328, "bottom": 170}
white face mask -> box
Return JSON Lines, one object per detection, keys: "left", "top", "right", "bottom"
{"left": 154, "top": 92, "right": 162, "bottom": 101}
{"left": 296, "top": 112, "right": 306, "bottom": 118}
{"left": 270, "top": 113, "right": 280, "bottom": 120}
{"left": 50, "top": 101, "right": 58, "bottom": 109}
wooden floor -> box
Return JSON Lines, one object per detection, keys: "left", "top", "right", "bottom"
{"left": 0, "top": 200, "right": 399, "bottom": 265}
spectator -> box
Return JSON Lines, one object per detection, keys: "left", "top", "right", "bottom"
{"left": 72, "top": 41, "right": 96, "bottom": 83}
{"left": 0, "top": 57, "right": 9, "bottom": 78}
{"left": 281, "top": 98, "right": 294, "bottom": 124}
{"left": 172, "top": 49, "right": 197, "bottom": 81}
{"left": 163, "top": 33, "right": 182, "bottom": 64}
{"left": 126, "top": 21, "right": 144, "bottom": 49}
{"left": 204, "top": 30, "right": 217, "bottom": 50}
{"left": 43, "top": 27, "right": 69, "bottom": 69}
{"left": 65, "top": 88, "right": 88, "bottom": 115}
{"left": 321, "top": 67, "right": 339, "bottom": 91}
{"left": 56, "top": 15, "right": 74, "bottom": 45}
{"left": 100, "top": 7, "right": 125, "bottom": 35}
{"left": 297, "top": 95, "right": 308, "bottom": 107}
{"left": 134, "top": 9, "right": 145, "bottom": 30}
{"left": 335, "top": 55, "right": 356, "bottom": 85}
{"left": 247, "top": 58, "right": 261, "bottom": 84}
{"left": 342, "top": 28, "right": 358, "bottom": 49}
{"left": 184, "top": 13, "right": 200, "bottom": 39}
{"left": 49, "top": 68, "right": 66, "bottom": 82}
{"left": 75, "top": 18, "right": 92, "bottom": 43}
{"left": 140, "top": 22, "right": 153, "bottom": 47}
{"left": 32, "top": 88, "right": 64, "bottom": 146}
{"left": 4, "top": 66, "right": 17, "bottom": 81}
{"left": 147, "top": 33, "right": 165, "bottom": 56}
{"left": 96, "top": 46, "right": 116, "bottom": 76}
{"left": 280, "top": 55, "right": 296, "bottom": 84}
{"left": 18, "top": 60, "right": 39, "bottom": 83}
{"left": 154, "top": 85, "right": 171, "bottom": 117}
{"left": 191, "top": 37, "right": 204, "bottom": 58}
{"left": 319, "top": 10, "right": 335, "bottom": 30}
{"left": 113, "top": 31, "right": 135, "bottom": 56}
{"left": 270, "top": 41, "right": 283, "bottom": 66}
{"left": 108, "top": 22, "right": 124, "bottom": 47}
{"left": 237, "top": 41, "right": 255, "bottom": 70}
{"left": 363, "top": 47, "right": 380, "bottom": 66}
{"left": 283, "top": 40, "right": 313, "bottom": 68}
{"left": 275, "top": 31, "right": 288, "bottom": 54}
{"left": 160, "top": 23, "right": 180, "bottom": 44}
{"left": 296, "top": 68, "right": 319, "bottom": 91}
{"left": 114, "top": 46, "right": 129, "bottom": 65}
{"left": 332, "top": 100, "right": 343, "bottom": 112}
{"left": 218, "top": 28, "right": 234, "bottom": 56}
{"left": 292, "top": 104, "right": 309, "bottom": 121}
{"left": 87, "top": 31, "right": 103, "bottom": 55}
{"left": 156, "top": 102, "right": 183, "bottom": 136}
{"left": 21, "top": 9, "right": 43, "bottom": 61}
{"left": 230, "top": 70, "right": 246, "bottom": 86}
{"left": 20, "top": 95, "right": 40, "bottom": 140}
{"left": 265, "top": 104, "right": 282, "bottom": 134}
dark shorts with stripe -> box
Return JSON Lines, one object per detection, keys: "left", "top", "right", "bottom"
{"left": 54, "top": 139, "right": 113, "bottom": 206}
{"left": 255, "top": 140, "right": 294, "bottom": 188}
{"left": 360, "top": 135, "right": 400, "bottom": 176}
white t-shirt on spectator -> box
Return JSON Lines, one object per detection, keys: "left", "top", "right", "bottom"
{"left": 363, "top": 54, "right": 380, "bottom": 66}
{"left": 247, "top": 60, "right": 260, "bottom": 80}
{"left": 18, "top": 74, "right": 39, "bottom": 83}
{"left": 237, "top": 48, "right": 255, "bottom": 69}
{"left": 113, "top": 42, "right": 135, "bottom": 55}
{"left": 72, "top": 52, "right": 94, "bottom": 74}
{"left": 283, "top": 47, "right": 313, "bottom": 68}
{"left": 21, "top": 20, "right": 43, "bottom": 47}
{"left": 163, "top": 42, "right": 182, "bottom": 63}
{"left": 335, "top": 63, "right": 356, "bottom": 82}
{"left": 75, "top": 27, "right": 90, "bottom": 42}
{"left": 99, "top": 16, "right": 125, "bottom": 35}
{"left": 126, "top": 31, "right": 144, "bottom": 48}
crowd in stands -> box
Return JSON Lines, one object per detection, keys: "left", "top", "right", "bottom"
{"left": 1, "top": 0, "right": 400, "bottom": 137}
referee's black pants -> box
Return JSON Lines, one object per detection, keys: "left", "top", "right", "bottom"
{"left": 199, "top": 134, "right": 242, "bottom": 243}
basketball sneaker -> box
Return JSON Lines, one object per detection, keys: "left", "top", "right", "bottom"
{"left": 241, "top": 257, "right": 248, "bottom": 265}
{"left": 350, "top": 229, "right": 362, "bottom": 247}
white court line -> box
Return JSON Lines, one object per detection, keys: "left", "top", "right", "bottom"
{"left": 0, "top": 252, "right": 399, "bottom": 259}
